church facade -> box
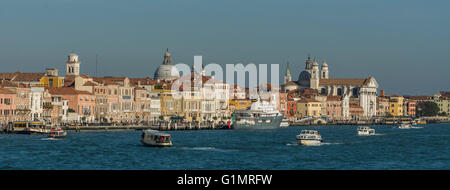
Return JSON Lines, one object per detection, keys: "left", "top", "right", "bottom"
{"left": 283, "top": 56, "right": 378, "bottom": 118}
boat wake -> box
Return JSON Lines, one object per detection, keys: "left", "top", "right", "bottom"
{"left": 321, "top": 142, "right": 343, "bottom": 145}
{"left": 41, "top": 138, "right": 61, "bottom": 141}
{"left": 286, "top": 142, "right": 343, "bottom": 146}
{"left": 286, "top": 142, "right": 298, "bottom": 146}
{"left": 411, "top": 126, "right": 424, "bottom": 129}
{"left": 178, "top": 146, "right": 237, "bottom": 152}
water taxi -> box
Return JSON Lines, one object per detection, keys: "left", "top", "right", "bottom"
{"left": 400, "top": 118, "right": 413, "bottom": 124}
{"left": 48, "top": 128, "right": 67, "bottom": 139}
{"left": 398, "top": 123, "right": 412, "bottom": 129}
{"left": 414, "top": 118, "right": 427, "bottom": 125}
{"left": 280, "top": 118, "right": 290, "bottom": 127}
{"left": 357, "top": 126, "right": 375, "bottom": 136}
{"left": 7, "top": 121, "right": 46, "bottom": 134}
{"left": 296, "top": 130, "right": 322, "bottom": 146}
{"left": 141, "top": 130, "right": 172, "bottom": 147}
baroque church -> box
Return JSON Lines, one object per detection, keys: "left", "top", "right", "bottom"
{"left": 283, "top": 56, "right": 378, "bottom": 117}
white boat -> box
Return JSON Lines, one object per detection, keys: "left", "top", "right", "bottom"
{"left": 141, "top": 130, "right": 172, "bottom": 147}
{"left": 357, "top": 126, "right": 375, "bottom": 136}
{"left": 296, "top": 130, "right": 322, "bottom": 146}
{"left": 48, "top": 128, "right": 67, "bottom": 139}
{"left": 398, "top": 123, "right": 412, "bottom": 129}
{"left": 280, "top": 119, "right": 290, "bottom": 127}
{"left": 232, "top": 98, "right": 283, "bottom": 130}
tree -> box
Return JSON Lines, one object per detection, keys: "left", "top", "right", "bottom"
{"left": 416, "top": 101, "right": 439, "bottom": 117}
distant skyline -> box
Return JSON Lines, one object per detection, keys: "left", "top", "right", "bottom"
{"left": 0, "top": 0, "right": 449, "bottom": 95}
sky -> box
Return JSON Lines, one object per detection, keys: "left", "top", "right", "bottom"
{"left": 0, "top": 0, "right": 449, "bottom": 95}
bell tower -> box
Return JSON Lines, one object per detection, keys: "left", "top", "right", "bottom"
{"left": 321, "top": 60, "right": 329, "bottom": 79}
{"left": 66, "top": 53, "right": 80, "bottom": 77}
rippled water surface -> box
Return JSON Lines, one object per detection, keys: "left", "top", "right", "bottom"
{"left": 1, "top": 124, "right": 449, "bottom": 169}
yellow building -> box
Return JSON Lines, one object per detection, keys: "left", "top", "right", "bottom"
{"left": 39, "top": 69, "right": 64, "bottom": 88}
{"left": 229, "top": 99, "right": 252, "bottom": 111}
{"left": 296, "top": 98, "right": 322, "bottom": 118}
{"left": 433, "top": 92, "right": 450, "bottom": 115}
{"left": 389, "top": 95, "right": 404, "bottom": 116}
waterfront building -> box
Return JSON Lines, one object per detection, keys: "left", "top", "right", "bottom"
{"left": 404, "top": 99, "right": 417, "bottom": 117}
{"left": 134, "top": 86, "right": 151, "bottom": 123}
{"left": 229, "top": 85, "right": 247, "bottom": 100}
{"left": 150, "top": 97, "right": 161, "bottom": 121}
{"left": 325, "top": 96, "right": 343, "bottom": 120}
{"left": 30, "top": 87, "right": 44, "bottom": 121}
{"left": 279, "top": 92, "right": 288, "bottom": 117}
{"left": 39, "top": 68, "right": 64, "bottom": 88}
{"left": 47, "top": 87, "right": 95, "bottom": 123}
{"left": 229, "top": 99, "right": 252, "bottom": 111}
{"left": 0, "top": 88, "right": 17, "bottom": 125}
{"left": 42, "top": 90, "right": 68, "bottom": 125}
{"left": 0, "top": 80, "right": 31, "bottom": 121}
{"left": 283, "top": 56, "right": 378, "bottom": 118}
{"left": 377, "top": 96, "right": 390, "bottom": 117}
{"left": 296, "top": 98, "right": 322, "bottom": 118}
{"left": 389, "top": 95, "right": 404, "bottom": 117}
{"left": 349, "top": 105, "right": 364, "bottom": 119}
{"left": 433, "top": 92, "right": 450, "bottom": 115}
{"left": 286, "top": 99, "right": 297, "bottom": 121}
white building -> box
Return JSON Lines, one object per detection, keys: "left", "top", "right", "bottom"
{"left": 29, "top": 87, "right": 44, "bottom": 121}
{"left": 284, "top": 56, "right": 378, "bottom": 118}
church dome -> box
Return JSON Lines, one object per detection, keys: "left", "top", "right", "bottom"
{"left": 154, "top": 64, "right": 180, "bottom": 81}
{"left": 154, "top": 49, "right": 180, "bottom": 81}
{"left": 297, "top": 71, "right": 311, "bottom": 87}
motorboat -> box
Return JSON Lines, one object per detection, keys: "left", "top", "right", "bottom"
{"left": 280, "top": 119, "right": 290, "bottom": 127}
{"left": 47, "top": 128, "right": 67, "bottom": 139}
{"left": 296, "top": 130, "right": 322, "bottom": 146}
{"left": 141, "top": 130, "right": 172, "bottom": 147}
{"left": 357, "top": 126, "right": 375, "bottom": 136}
{"left": 398, "top": 123, "right": 412, "bottom": 129}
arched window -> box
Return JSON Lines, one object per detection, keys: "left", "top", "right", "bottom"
{"left": 321, "top": 88, "right": 327, "bottom": 95}
{"left": 337, "top": 88, "right": 343, "bottom": 96}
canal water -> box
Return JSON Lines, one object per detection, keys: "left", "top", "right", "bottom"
{"left": 1, "top": 123, "right": 449, "bottom": 169}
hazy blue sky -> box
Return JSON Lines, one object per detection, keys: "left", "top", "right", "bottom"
{"left": 0, "top": 0, "right": 449, "bottom": 95}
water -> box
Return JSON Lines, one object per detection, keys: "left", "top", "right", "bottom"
{"left": 1, "top": 123, "right": 449, "bottom": 170}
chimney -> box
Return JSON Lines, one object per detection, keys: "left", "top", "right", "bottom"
{"left": 380, "top": 90, "right": 385, "bottom": 97}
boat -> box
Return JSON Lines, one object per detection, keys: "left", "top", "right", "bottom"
{"left": 296, "top": 130, "right": 322, "bottom": 146}
{"left": 357, "top": 126, "right": 375, "bottom": 136}
{"left": 7, "top": 121, "right": 46, "bottom": 134}
{"left": 414, "top": 118, "right": 427, "bottom": 125}
{"left": 231, "top": 98, "right": 283, "bottom": 130}
{"left": 280, "top": 118, "right": 290, "bottom": 127}
{"left": 47, "top": 128, "right": 67, "bottom": 139}
{"left": 400, "top": 118, "right": 412, "bottom": 124}
{"left": 141, "top": 130, "right": 172, "bottom": 147}
{"left": 398, "top": 123, "right": 412, "bottom": 129}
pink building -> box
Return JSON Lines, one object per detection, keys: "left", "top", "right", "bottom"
{"left": 47, "top": 88, "right": 95, "bottom": 123}
{"left": 0, "top": 88, "right": 17, "bottom": 125}
{"left": 326, "top": 96, "right": 342, "bottom": 120}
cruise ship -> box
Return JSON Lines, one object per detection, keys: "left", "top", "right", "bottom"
{"left": 231, "top": 98, "right": 283, "bottom": 130}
